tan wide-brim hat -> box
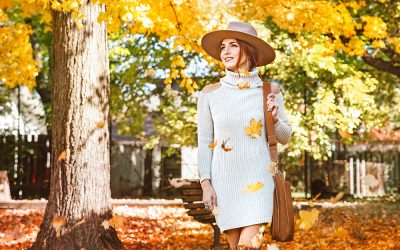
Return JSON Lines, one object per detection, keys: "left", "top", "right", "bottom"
{"left": 201, "top": 21, "right": 276, "bottom": 66}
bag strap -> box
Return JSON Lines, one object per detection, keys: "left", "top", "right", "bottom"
{"left": 263, "top": 81, "right": 279, "bottom": 162}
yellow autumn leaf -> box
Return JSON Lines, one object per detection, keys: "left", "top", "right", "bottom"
{"left": 109, "top": 214, "right": 125, "bottom": 228}
{"left": 239, "top": 69, "right": 250, "bottom": 77}
{"left": 243, "top": 181, "right": 264, "bottom": 192}
{"left": 245, "top": 118, "right": 262, "bottom": 138}
{"left": 96, "top": 121, "right": 105, "bottom": 129}
{"left": 221, "top": 139, "right": 233, "bottom": 151}
{"left": 58, "top": 150, "right": 67, "bottom": 161}
{"left": 208, "top": 139, "right": 217, "bottom": 148}
{"left": 236, "top": 81, "right": 250, "bottom": 89}
{"left": 298, "top": 208, "right": 319, "bottom": 230}
{"left": 334, "top": 226, "right": 350, "bottom": 238}
{"left": 330, "top": 191, "right": 345, "bottom": 203}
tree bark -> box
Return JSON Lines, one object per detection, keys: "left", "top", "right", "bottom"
{"left": 30, "top": 1, "right": 121, "bottom": 249}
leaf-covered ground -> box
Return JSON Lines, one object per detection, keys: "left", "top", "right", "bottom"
{"left": 0, "top": 199, "right": 399, "bottom": 249}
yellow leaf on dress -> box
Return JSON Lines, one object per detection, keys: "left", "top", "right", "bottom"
{"left": 236, "top": 81, "right": 250, "bottom": 89}
{"left": 244, "top": 118, "right": 262, "bottom": 138}
{"left": 298, "top": 208, "right": 319, "bottom": 230}
{"left": 221, "top": 139, "right": 233, "bottom": 151}
{"left": 208, "top": 139, "right": 217, "bottom": 148}
{"left": 239, "top": 69, "right": 250, "bottom": 77}
{"left": 243, "top": 181, "right": 264, "bottom": 192}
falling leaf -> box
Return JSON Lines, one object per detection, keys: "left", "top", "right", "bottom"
{"left": 168, "top": 178, "right": 191, "bottom": 188}
{"left": 212, "top": 206, "right": 220, "bottom": 215}
{"left": 109, "top": 214, "right": 125, "bottom": 228}
{"left": 312, "top": 193, "right": 321, "bottom": 201}
{"left": 299, "top": 156, "right": 305, "bottom": 166}
{"left": 298, "top": 208, "right": 319, "bottom": 230}
{"left": 221, "top": 139, "right": 233, "bottom": 151}
{"left": 52, "top": 215, "right": 66, "bottom": 238}
{"left": 307, "top": 200, "right": 315, "bottom": 208}
{"left": 58, "top": 150, "right": 67, "bottom": 161}
{"left": 267, "top": 244, "right": 279, "bottom": 250}
{"left": 243, "top": 181, "right": 264, "bottom": 192}
{"left": 338, "top": 130, "right": 352, "bottom": 139}
{"left": 363, "top": 174, "right": 379, "bottom": 189}
{"left": 208, "top": 139, "right": 217, "bottom": 148}
{"left": 330, "top": 191, "right": 345, "bottom": 203}
{"left": 102, "top": 220, "right": 110, "bottom": 230}
{"left": 244, "top": 118, "right": 262, "bottom": 138}
{"left": 96, "top": 121, "right": 105, "bottom": 129}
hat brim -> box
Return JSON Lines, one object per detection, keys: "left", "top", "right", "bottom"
{"left": 201, "top": 30, "right": 276, "bottom": 66}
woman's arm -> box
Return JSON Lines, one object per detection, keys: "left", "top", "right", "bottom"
{"left": 197, "top": 91, "right": 214, "bottom": 183}
{"left": 273, "top": 92, "right": 292, "bottom": 145}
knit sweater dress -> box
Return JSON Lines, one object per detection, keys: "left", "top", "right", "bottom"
{"left": 196, "top": 68, "right": 292, "bottom": 233}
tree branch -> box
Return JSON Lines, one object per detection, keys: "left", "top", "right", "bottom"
{"left": 362, "top": 56, "right": 400, "bottom": 77}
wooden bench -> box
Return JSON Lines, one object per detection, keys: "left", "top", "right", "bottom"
{"left": 180, "top": 179, "right": 221, "bottom": 248}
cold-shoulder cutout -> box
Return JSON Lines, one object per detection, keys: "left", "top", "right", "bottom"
{"left": 271, "top": 83, "right": 281, "bottom": 94}
{"left": 201, "top": 82, "right": 222, "bottom": 93}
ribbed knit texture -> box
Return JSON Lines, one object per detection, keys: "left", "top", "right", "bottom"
{"left": 196, "top": 68, "right": 292, "bottom": 232}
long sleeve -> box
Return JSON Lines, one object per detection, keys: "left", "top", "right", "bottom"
{"left": 197, "top": 92, "right": 214, "bottom": 183}
{"left": 274, "top": 93, "right": 292, "bottom": 145}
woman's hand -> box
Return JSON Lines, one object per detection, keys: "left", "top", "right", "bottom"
{"left": 200, "top": 180, "right": 217, "bottom": 211}
{"left": 266, "top": 93, "right": 279, "bottom": 124}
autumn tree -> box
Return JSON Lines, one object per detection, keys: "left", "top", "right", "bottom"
{"left": 1, "top": 0, "right": 230, "bottom": 248}
{"left": 233, "top": 0, "right": 400, "bottom": 77}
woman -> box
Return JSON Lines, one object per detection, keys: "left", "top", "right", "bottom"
{"left": 197, "top": 21, "right": 292, "bottom": 249}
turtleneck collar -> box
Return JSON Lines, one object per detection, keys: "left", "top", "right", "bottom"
{"left": 220, "top": 68, "right": 263, "bottom": 89}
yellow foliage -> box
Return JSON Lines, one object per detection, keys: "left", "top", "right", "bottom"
{"left": 0, "top": 10, "right": 39, "bottom": 91}
{"left": 361, "top": 16, "right": 387, "bottom": 39}
{"left": 233, "top": 0, "right": 395, "bottom": 57}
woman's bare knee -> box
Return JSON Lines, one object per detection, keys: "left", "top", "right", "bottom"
{"left": 238, "top": 224, "right": 264, "bottom": 248}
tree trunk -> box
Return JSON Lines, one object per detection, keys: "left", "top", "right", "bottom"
{"left": 30, "top": 2, "right": 121, "bottom": 249}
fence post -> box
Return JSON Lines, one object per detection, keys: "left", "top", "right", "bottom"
{"left": 349, "top": 158, "right": 354, "bottom": 195}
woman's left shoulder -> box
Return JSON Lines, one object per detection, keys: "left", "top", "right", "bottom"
{"left": 271, "top": 83, "right": 281, "bottom": 94}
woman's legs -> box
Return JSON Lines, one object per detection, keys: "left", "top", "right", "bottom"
{"left": 224, "top": 228, "right": 241, "bottom": 249}
{"left": 237, "top": 223, "right": 264, "bottom": 249}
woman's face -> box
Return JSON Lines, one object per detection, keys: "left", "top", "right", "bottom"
{"left": 220, "top": 38, "right": 248, "bottom": 72}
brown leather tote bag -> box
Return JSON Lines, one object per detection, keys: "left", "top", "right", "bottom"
{"left": 262, "top": 82, "right": 295, "bottom": 242}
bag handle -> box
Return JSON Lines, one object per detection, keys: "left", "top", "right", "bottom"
{"left": 263, "top": 81, "right": 279, "bottom": 162}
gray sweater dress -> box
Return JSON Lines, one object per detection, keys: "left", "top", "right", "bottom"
{"left": 196, "top": 68, "right": 292, "bottom": 232}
